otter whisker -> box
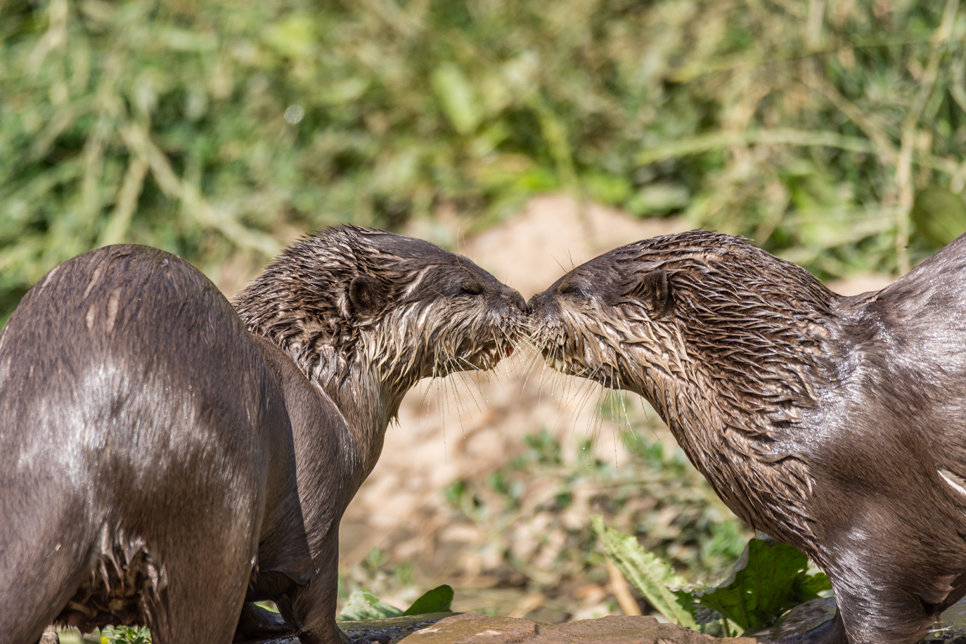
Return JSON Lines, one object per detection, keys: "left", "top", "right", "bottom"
{"left": 437, "top": 360, "right": 465, "bottom": 438}
{"left": 516, "top": 333, "right": 548, "bottom": 393}
{"left": 542, "top": 346, "right": 567, "bottom": 403}
{"left": 563, "top": 372, "right": 604, "bottom": 449}
{"left": 448, "top": 355, "right": 486, "bottom": 420}
{"left": 451, "top": 366, "right": 488, "bottom": 417}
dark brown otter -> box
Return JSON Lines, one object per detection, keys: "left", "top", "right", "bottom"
{"left": 0, "top": 225, "right": 526, "bottom": 644}
{"left": 528, "top": 229, "right": 966, "bottom": 644}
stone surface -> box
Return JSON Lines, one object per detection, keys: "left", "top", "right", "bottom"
{"left": 402, "top": 613, "right": 538, "bottom": 643}
{"left": 342, "top": 613, "right": 458, "bottom": 643}
{"left": 400, "top": 613, "right": 757, "bottom": 644}
{"left": 755, "top": 598, "right": 836, "bottom": 641}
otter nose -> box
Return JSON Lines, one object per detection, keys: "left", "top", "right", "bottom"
{"left": 526, "top": 291, "right": 545, "bottom": 314}
{"left": 506, "top": 289, "right": 527, "bottom": 314}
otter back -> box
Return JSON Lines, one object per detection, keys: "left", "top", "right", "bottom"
{"left": 0, "top": 245, "right": 286, "bottom": 643}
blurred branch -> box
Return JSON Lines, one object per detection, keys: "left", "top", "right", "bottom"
{"left": 26, "top": 0, "right": 68, "bottom": 74}
{"left": 895, "top": 0, "right": 959, "bottom": 274}
{"left": 118, "top": 122, "right": 281, "bottom": 257}
{"left": 636, "top": 129, "right": 876, "bottom": 167}
{"left": 669, "top": 34, "right": 966, "bottom": 83}
{"left": 607, "top": 559, "right": 642, "bottom": 617}
{"left": 98, "top": 158, "right": 148, "bottom": 247}
{"left": 798, "top": 72, "right": 897, "bottom": 166}
{"left": 805, "top": 0, "right": 824, "bottom": 51}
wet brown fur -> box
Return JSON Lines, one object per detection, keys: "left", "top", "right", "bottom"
{"left": 528, "top": 229, "right": 966, "bottom": 644}
{"left": 0, "top": 225, "right": 526, "bottom": 644}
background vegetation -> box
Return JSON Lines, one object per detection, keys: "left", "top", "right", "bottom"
{"left": 3, "top": 0, "right": 966, "bottom": 325}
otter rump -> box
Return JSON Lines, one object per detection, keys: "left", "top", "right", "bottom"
{"left": 528, "top": 230, "right": 966, "bottom": 644}
{"left": 0, "top": 225, "right": 526, "bottom": 644}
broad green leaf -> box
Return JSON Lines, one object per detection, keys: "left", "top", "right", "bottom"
{"left": 337, "top": 589, "right": 404, "bottom": 621}
{"left": 403, "top": 584, "right": 455, "bottom": 616}
{"left": 431, "top": 63, "right": 483, "bottom": 136}
{"left": 695, "top": 537, "right": 820, "bottom": 632}
{"left": 912, "top": 187, "right": 966, "bottom": 249}
{"left": 262, "top": 14, "right": 316, "bottom": 58}
{"left": 627, "top": 182, "right": 690, "bottom": 216}
{"left": 793, "top": 570, "right": 833, "bottom": 601}
{"left": 584, "top": 171, "right": 633, "bottom": 206}
{"left": 591, "top": 515, "right": 698, "bottom": 628}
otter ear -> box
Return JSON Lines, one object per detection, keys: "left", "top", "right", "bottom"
{"left": 628, "top": 269, "right": 673, "bottom": 319}
{"left": 349, "top": 275, "right": 387, "bottom": 316}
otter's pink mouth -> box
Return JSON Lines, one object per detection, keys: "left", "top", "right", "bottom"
{"left": 473, "top": 343, "right": 514, "bottom": 369}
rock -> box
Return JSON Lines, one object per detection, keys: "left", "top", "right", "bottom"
{"left": 401, "top": 613, "right": 758, "bottom": 644}
{"left": 402, "top": 613, "right": 538, "bottom": 643}
{"left": 749, "top": 598, "right": 836, "bottom": 642}
{"left": 341, "top": 612, "right": 458, "bottom": 643}
{"left": 39, "top": 627, "right": 60, "bottom": 644}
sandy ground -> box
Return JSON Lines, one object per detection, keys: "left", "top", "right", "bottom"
{"left": 333, "top": 194, "right": 896, "bottom": 615}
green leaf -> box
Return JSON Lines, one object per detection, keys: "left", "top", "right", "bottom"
{"left": 584, "top": 171, "right": 632, "bottom": 206}
{"left": 695, "top": 537, "right": 819, "bottom": 632}
{"left": 626, "top": 182, "right": 690, "bottom": 216}
{"left": 104, "top": 626, "right": 151, "bottom": 644}
{"left": 403, "top": 584, "right": 455, "bottom": 616}
{"left": 263, "top": 14, "right": 316, "bottom": 58}
{"left": 431, "top": 63, "right": 483, "bottom": 136}
{"left": 337, "top": 590, "right": 404, "bottom": 621}
{"left": 591, "top": 515, "right": 698, "bottom": 628}
{"left": 793, "top": 570, "right": 833, "bottom": 601}
{"left": 912, "top": 187, "right": 966, "bottom": 249}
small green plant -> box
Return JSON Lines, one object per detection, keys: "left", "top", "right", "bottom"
{"left": 101, "top": 626, "right": 150, "bottom": 644}
{"left": 695, "top": 537, "right": 831, "bottom": 632}
{"left": 591, "top": 515, "right": 697, "bottom": 628}
{"left": 338, "top": 584, "right": 455, "bottom": 621}
{"left": 592, "top": 516, "right": 831, "bottom": 636}
{"left": 402, "top": 585, "right": 455, "bottom": 616}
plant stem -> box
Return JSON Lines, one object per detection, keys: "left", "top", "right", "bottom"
{"left": 895, "top": 0, "right": 959, "bottom": 274}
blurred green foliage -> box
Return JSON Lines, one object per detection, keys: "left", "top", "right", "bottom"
{"left": 443, "top": 426, "right": 751, "bottom": 592}
{"left": 3, "top": 0, "right": 966, "bottom": 325}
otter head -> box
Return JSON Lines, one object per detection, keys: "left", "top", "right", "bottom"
{"left": 527, "top": 230, "right": 835, "bottom": 423}
{"left": 235, "top": 225, "right": 526, "bottom": 400}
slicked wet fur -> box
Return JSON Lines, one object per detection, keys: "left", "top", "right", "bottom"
{"left": 529, "top": 230, "right": 966, "bottom": 644}
{"left": 0, "top": 225, "right": 526, "bottom": 644}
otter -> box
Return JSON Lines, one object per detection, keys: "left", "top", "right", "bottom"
{"left": 528, "top": 229, "right": 966, "bottom": 644}
{"left": 0, "top": 225, "right": 526, "bottom": 644}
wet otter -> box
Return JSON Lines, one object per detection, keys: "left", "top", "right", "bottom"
{"left": 0, "top": 225, "right": 526, "bottom": 644}
{"left": 528, "top": 230, "right": 966, "bottom": 644}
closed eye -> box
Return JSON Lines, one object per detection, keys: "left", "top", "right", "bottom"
{"left": 461, "top": 281, "right": 484, "bottom": 296}
{"left": 558, "top": 283, "right": 585, "bottom": 298}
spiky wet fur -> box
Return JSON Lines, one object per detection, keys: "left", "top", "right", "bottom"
{"left": 529, "top": 230, "right": 833, "bottom": 544}
{"left": 235, "top": 225, "right": 525, "bottom": 427}
{"left": 528, "top": 229, "right": 966, "bottom": 644}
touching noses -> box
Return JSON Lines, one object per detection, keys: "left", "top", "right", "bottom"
{"left": 506, "top": 288, "right": 528, "bottom": 315}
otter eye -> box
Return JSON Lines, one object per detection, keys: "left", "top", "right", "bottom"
{"left": 461, "top": 281, "right": 484, "bottom": 296}
{"left": 558, "top": 282, "right": 586, "bottom": 298}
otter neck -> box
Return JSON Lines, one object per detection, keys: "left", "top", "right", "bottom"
{"left": 306, "top": 347, "right": 413, "bottom": 490}
{"left": 632, "top": 362, "right": 816, "bottom": 544}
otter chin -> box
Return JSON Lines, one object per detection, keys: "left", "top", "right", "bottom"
{"left": 529, "top": 229, "right": 966, "bottom": 644}
{"left": 0, "top": 225, "right": 526, "bottom": 644}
